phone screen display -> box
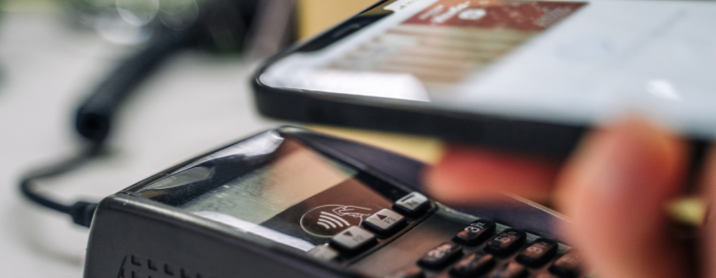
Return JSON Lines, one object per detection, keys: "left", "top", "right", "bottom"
{"left": 261, "top": 0, "right": 716, "bottom": 137}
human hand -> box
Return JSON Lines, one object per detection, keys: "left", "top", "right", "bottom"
{"left": 425, "top": 118, "right": 713, "bottom": 277}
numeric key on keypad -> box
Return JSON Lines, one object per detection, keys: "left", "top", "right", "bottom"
{"left": 418, "top": 242, "right": 463, "bottom": 268}
{"left": 516, "top": 238, "right": 558, "bottom": 267}
{"left": 484, "top": 229, "right": 526, "bottom": 256}
{"left": 453, "top": 219, "right": 495, "bottom": 246}
{"left": 549, "top": 251, "right": 582, "bottom": 278}
{"left": 384, "top": 265, "right": 424, "bottom": 278}
{"left": 450, "top": 252, "right": 495, "bottom": 277}
{"left": 487, "top": 262, "right": 527, "bottom": 278}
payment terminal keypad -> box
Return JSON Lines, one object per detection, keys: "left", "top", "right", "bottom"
{"left": 412, "top": 228, "right": 581, "bottom": 278}
{"left": 318, "top": 191, "right": 584, "bottom": 278}
{"left": 389, "top": 192, "right": 583, "bottom": 278}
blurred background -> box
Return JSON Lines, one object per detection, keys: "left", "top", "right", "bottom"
{"left": 0, "top": 0, "right": 411, "bottom": 276}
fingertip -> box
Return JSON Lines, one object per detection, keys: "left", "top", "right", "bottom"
{"left": 424, "top": 145, "right": 559, "bottom": 204}
{"left": 556, "top": 118, "right": 689, "bottom": 278}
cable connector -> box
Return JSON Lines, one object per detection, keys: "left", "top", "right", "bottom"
{"left": 70, "top": 201, "right": 98, "bottom": 228}
{"left": 19, "top": 144, "right": 102, "bottom": 228}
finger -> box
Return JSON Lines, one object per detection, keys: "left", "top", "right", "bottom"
{"left": 424, "top": 145, "right": 560, "bottom": 203}
{"left": 699, "top": 147, "right": 716, "bottom": 277}
{"left": 555, "top": 118, "right": 690, "bottom": 278}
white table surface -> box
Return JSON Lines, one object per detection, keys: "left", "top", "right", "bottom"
{"left": 0, "top": 11, "right": 281, "bottom": 277}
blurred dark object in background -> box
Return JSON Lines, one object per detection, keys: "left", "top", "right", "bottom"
{"left": 244, "top": 0, "right": 296, "bottom": 58}
{"left": 22, "top": 0, "right": 299, "bottom": 227}
{"left": 75, "top": 0, "right": 296, "bottom": 144}
{"left": 62, "top": 0, "right": 296, "bottom": 53}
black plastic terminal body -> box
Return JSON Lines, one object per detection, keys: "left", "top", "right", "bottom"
{"left": 83, "top": 127, "right": 578, "bottom": 278}
{"left": 83, "top": 127, "right": 433, "bottom": 278}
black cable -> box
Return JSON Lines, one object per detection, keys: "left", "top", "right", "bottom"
{"left": 18, "top": 0, "right": 257, "bottom": 228}
{"left": 19, "top": 143, "right": 103, "bottom": 227}
{"left": 75, "top": 29, "right": 195, "bottom": 143}
{"left": 18, "top": 29, "right": 193, "bottom": 228}
{"left": 18, "top": 30, "right": 194, "bottom": 228}
{"left": 74, "top": 0, "right": 254, "bottom": 143}
{"left": 18, "top": 19, "right": 201, "bottom": 228}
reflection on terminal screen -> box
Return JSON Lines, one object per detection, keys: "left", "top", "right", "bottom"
{"left": 141, "top": 139, "right": 393, "bottom": 252}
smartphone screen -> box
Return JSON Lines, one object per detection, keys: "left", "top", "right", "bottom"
{"left": 260, "top": 0, "right": 716, "bottom": 138}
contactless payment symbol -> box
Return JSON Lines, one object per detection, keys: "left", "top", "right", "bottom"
{"left": 300, "top": 205, "right": 372, "bottom": 237}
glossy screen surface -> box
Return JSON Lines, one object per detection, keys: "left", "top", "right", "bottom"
{"left": 135, "top": 132, "right": 392, "bottom": 251}
{"left": 262, "top": 0, "right": 716, "bottom": 138}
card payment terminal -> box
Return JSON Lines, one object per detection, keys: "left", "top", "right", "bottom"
{"left": 83, "top": 126, "right": 583, "bottom": 278}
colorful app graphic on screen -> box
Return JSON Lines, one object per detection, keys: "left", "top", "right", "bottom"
{"left": 329, "top": 0, "right": 585, "bottom": 89}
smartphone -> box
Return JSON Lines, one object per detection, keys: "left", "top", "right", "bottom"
{"left": 252, "top": 0, "right": 716, "bottom": 158}
{"left": 85, "top": 127, "right": 583, "bottom": 278}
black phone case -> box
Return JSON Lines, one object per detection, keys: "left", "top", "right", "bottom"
{"left": 252, "top": 72, "right": 585, "bottom": 160}
{"left": 250, "top": 0, "right": 587, "bottom": 160}
{"left": 251, "top": 0, "right": 713, "bottom": 163}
